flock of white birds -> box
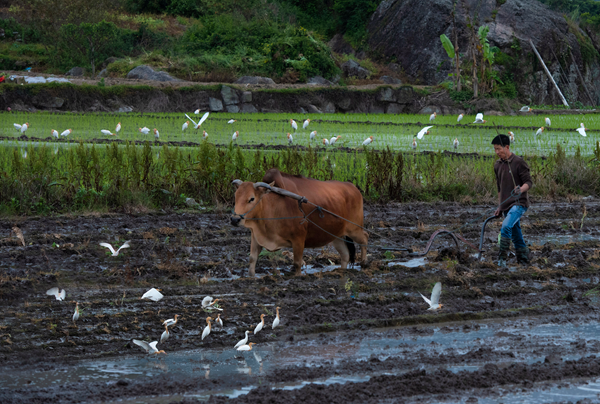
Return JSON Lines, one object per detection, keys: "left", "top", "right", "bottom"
{"left": 43, "top": 238, "right": 444, "bottom": 358}
{"left": 45, "top": 241, "right": 284, "bottom": 356}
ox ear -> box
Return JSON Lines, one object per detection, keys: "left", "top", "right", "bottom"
{"left": 232, "top": 179, "right": 243, "bottom": 189}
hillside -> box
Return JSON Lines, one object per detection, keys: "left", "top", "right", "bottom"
{"left": 1, "top": 0, "right": 600, "bottom": 104}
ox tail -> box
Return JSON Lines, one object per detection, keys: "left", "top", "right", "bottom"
{"left": 345, "top": 236, "right": 356, "bottom": 265}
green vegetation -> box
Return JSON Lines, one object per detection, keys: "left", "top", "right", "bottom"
{"left": 1, "top": 111, "right": 598, "bottom": 215}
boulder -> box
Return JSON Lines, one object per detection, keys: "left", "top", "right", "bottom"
{"left": 240, "top": 104, "right": 258, "bottom": 113}
{"left": 104, "top": 57, "right": 119, "bottom": 65}
{"left": 96, "top": 69, "right": 108, "bottom": 78}
{"left": 221, "top": 86, "right": 239, "bottom": 105}
{"left": 381, "top": 75, "right": 402, "bottom": 85}
{"left": 226, "top": 105, "right": 240, "bottom": 113}
{"left": 126, "top": 65, "right": 181, "bottom": 82}
{"left": 32, "top": 95, "right": 64, "bottom": 109}
{"left": 66, "top": 67, "right": 84, "bottom": 76}
{"left": 377, "top": 87, "right": 396, "bottom": 102}
{"left": 328, "top": 33, "right": 355, "bottom": 55}
{"left": 341, "top": 59, "right": 370, "bottom": 79}
{"left": 306, "top": 104, "right": 323, "bottom": 114}
{"left": 337, "top": 98, "right": 352, "bottom": 110}
{"left": 242, "top": 91, "right": 252, "bottom": 103}
{"left": 234, "top": 76, "right": 276, "bottom": 85}
{"left": 368, "top": 104, "right": 385, "bottom": 114}
{"left": 386, "top": 103, "right": 405, "bottom": 114}
{"left": 307, "top": 76, "right": 334, "bottom": 86}
{"left": 322, "top": 102, "right": 336, "bottom": 114}
{"left": 396, "top": 86, "right": 417, "bottom": 104}
{"left": 418, "top": 105, "right": 442, "bottom": 115}
{"left": 366, "top": 0, "right": 597, "bottom": 104}
{"left": 209, "top": 97, "right": 223, "bottom": 112}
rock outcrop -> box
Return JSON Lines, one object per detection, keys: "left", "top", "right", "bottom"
{"left": 367, "top": 0, "right": 600, "bottom": 104}
{"left": 233, "top": 76, "right": 276, "bottom": 85}
{"left": 126, "top": 65, "right": 181, "bottom": 82}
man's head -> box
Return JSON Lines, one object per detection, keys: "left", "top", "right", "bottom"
{"left": 492, "top": 135, "right": 511, "bottom": 160}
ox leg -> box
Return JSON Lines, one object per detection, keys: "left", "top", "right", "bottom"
{"left": 348, "top": 229, "right": 369, "bottom": 266}
{"left": 248, "top": 231, "right": 262, "bottom": 277}
{"left": 292, "top": 241, "right": 305, "bottom": 276}
{"left": 332, "top": 238, "right": 350, "bottom": 270}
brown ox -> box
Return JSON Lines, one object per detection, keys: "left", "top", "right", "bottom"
{"left": 230, "top": 169, "right": 368, "bottom": 276}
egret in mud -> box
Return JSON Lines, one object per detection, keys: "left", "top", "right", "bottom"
{"left": 232, "top": 131, "right": 239, "bottom": 142}
{"left": 429, "top": 112, "right": 436, "bottom": 122}
{"left": 141, "top": 288, "right": 163, "bottom": 302}
{"left": 160, "top": 326, "right": 169, "bottom": 343}
{"left": 215, "top": 313, "right": 223, "bottom": 328}
{"left": 237, "top": 342, "right": 256, "bottom": 351}
{"left": 163, "top": 314, "right": 180, "bottom": 328}
{"left": 182, "top": 121, "right": 189, "bottom": 132}
{"left": 508, "top": 131, "right": 515, "bottom": 143}
{"left": 272, "top": 307, "right": 281, "bottom": 329}
{"left": 310, "top": 130, "right": 317, "bottom": 141}
{"left": 419, "top": 282, "right": 443, "bottom": 310}
{"left": 115, "top": 122, "right": 121, "bottom": 133}
{"left": 290, "top": 119, "right": 298, "bottom": 131}
{"left": 20, "top": 123, "right": 29, "bottom": 133}
{"left": 99, "top": 240, "right": 130, "bottom": 256}
{"left": 194, "top": 109, "right": 201, "bottom": 114}
{"left": 14, "top": 123, "right": 22, "bottom": 131}
{"left": 228, "top": 119, "right": 236, "bottom": 124}
{"left": 362, "top": 136, "right": 374, "bottom": 146}
{"left": 417, "top": 126, "right": 433, "bottom": 139}
{"left": 330, "top": 135, "right": 341, "bottom": 146}
{"left": 545, "top": 117, "right": 551, "bottom": 126}
{"left": 51, "top": 129, "right": 59, "bottom": 139}
{"left": 453, "top": 138, "right": 459, "bottom": 149}
{"left": 234, "top": 331, "right": 252, "bottom": 348}
{"left": 139, "top": 127, "right": 150, "bottom": 135}
{"left": 185, "top": 112, "right": 209, "bottom": 129}
{"left": 303, "top": 119, "right": 310, "bottom": 129}
{"left": 73, "top": 302, "right": 80, "bottom": 323}
{"left": 46, "top": 287, "right": 66, "bottom": 301}
{"left": 60, "top": 129, "right": 71, "bottom": 137}
{"left": 535, "top": 127, "right": 545, "bottom": 136}
{"left": 133, "top": 339, "right": 166, "bottom": 355}
{"left": 202, "top": 317, "right": 213, "bottom": 340}
{"left": 322, "top": 138, "right": 329, "bottom": 146}
{"left": 287, "top": 133, "right": 293, "bottom": 144}
{"left": 520, "top": 106, "right": 532, "bottom": 112}
{"left": 254, "top": 314, "right": 266, "bottom": 335}
{"left": 457, "top": 114, "right": 464, "bottom": 123}
{"left": 203, "top": 130, "right": 208, "bottom": 140}
{"left": 412, "top": 138, "right": 417, "bottom": 150}
{"left": 153, "top": 128, "right": 159, "bottom": 140}
{"left": 473, "top": 113, "right": 486, "bottom": 123}
{"left": 101, "top": 130, "right": 115, "bottom": 136}
{"left": 202, "top": 296, "right": 221, "bottom": 309}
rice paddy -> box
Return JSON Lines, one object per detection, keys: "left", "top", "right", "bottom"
{"left": 1, "top": 111, "right": 599, "bottom": 156}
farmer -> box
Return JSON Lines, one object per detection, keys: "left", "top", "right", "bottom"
{"left": 492, "top": 134, "right": 533, "bottom": 267}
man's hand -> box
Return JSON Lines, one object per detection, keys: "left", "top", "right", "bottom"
{"left": 513, "top": 185, "right": 521, "bottom": 195}
{"left": 494, "top": 208, "right": 501, "bottom": 217}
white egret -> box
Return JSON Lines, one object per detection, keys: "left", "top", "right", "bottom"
{"left": 99, "top": 240, "right": 130, "bottom": 256}
{"left": 545, "top": 117, "right": 551, "bottom": 126}
{"left": 132, "top": 339, "right": 166, "bottom": 355}
{"left": 287, "top": 133, "right": 293, "bottom": 144}
{"left": 576, "top": 127, "right": 587, "bottom": 137}
{"left": 60, "top": 129, "right": 71, "bottom": 137}
{"left": 202, "top": 317, "right": 213, "bottom": 340}
{"left": 453, "top": 138, "right": 459, "bottom": 149}
{"left": 51, "top": 129, "right": 59, "bottom": 139}
{"left": 508, "top": 131, "right": 515, "bottom": 143}
{"left": 203, "top": 130, "right": 208, "bottom": 139}
{"left": 310, "top": 130, "right": 317, "bottom": 141}
{"left": 194, "top": 109, "right": 200, "bottom": 114}
{"left": 473, "top": 113, "right": 486, "bottom": 123}
{"left": 228, "top": 119, "right": 236, "bottom": 124}
{"left": 101, "top": 130, "right": 114, "bottom": 136}
{"left": 411, "top": 138, "right": 417, "bottom": 150}
{"left": 254, "top": 314, "right": 266, "bottom": 335}
{"left": 14, "top": 123, "right": 22, "bottom": 131}
{"left": 234, "top": 331, "right": 252, "bottom": 348}
{"left": 535, "top": 127, "right": 545, "bottom": 136}
{"left": 419, "top": 282, "right": 443, "bottom": 310}
{"left": 330, "top": 135, "right": 341, "bottom": 145}
{"left": 73, "top": 302, "right": 80, "bottom": 323}
{"left": 153, "top": 128, "right": 159, "bottom": 140}
{"left": 303, "top": 119, "right": 310, "bottom": 129}
{"left": 141, "top": 288, "right": 163, "bottom": 302}
{"left": 237, "top": 342, "right": 256, "bottom": 351}
{"left": 20, "top": 123, "right": 29, "bottom": 133}
{"left": 290, "top": 119, "right": 298, "bottom": 131}
{"left": 160, "top": 326, "right": 169, "bottom": 343}
{"left": 417, "top": 126, "right": 433, "bottom": 139}
{"left": 139, "top": 127, "right": 150, "bottom": 135}
{"left": 429, "top": 112, "right": 436, "bottom": 122}
{"left": 182, "top": 121, "right": 189, "bottom": 131}
{"left": 185, "top": 112, "right": 209, "bottom": 129}
{"left": 46, "top": 287, "right": 66, "bottom": 301}
{"left": 232, "top": 131, "right": 239, "bottom": 142}
{"left": 362, "top": 136, "right": 373, "bottom": 146}
{"left": 520, "top": 106, "right": 531, "bottom": 112}
{"left": 457, "top": 114, "right": 464, "bottom": 123}
{"left": 215, "top": 313, "right": 223, "bottom": 328}
{"left": 163, "top": 314, "right": 180, "bottom": 327}
{"left": 322, "top": 138, "right": 329, "bottom": 146}
{"left": 115, "top": 122, "right": 121, "bottom": 133}
{"left": 272, "top": 307, "right": 281, "bottom": 329}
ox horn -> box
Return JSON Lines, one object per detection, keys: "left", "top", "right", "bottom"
{"left": 232, "top": 179, "right": 243, "bottom": 188}
{"left": 253, "top": 182, "right": 272, "bottom": 190}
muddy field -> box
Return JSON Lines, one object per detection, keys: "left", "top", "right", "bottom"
{"left": 1, "top": 199, "right": 600, "bottom": 403}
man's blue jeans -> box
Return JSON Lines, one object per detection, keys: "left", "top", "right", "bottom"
{"left": 501, "top": 205, "right": 527, "bottom": 249}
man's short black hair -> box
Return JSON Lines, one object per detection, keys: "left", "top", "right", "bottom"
{"left": 491, "top": 134, "right": 510, "bottom": 146}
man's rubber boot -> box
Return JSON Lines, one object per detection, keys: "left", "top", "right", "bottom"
{"left": 497, "top": 236, "right": 511, "bottom": 268}
{"left": 516, "top": 247, "right": 530, "bottom": 265}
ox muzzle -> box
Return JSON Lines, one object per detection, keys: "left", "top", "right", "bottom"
{"left": 230, "top": 215, "right": 242, "bottom": 226}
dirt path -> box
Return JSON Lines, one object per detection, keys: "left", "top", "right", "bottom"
{"left": 0, "top": 200, "right": 599, "bottom": 402}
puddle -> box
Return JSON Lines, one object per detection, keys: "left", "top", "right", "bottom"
{"left": 387, "top": 257, "right": 427, "bottom": 268}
